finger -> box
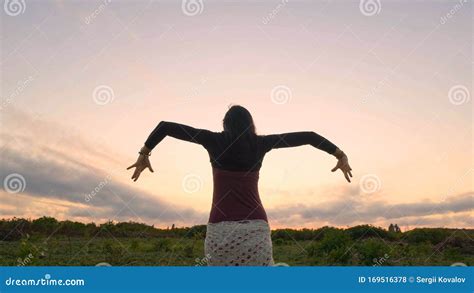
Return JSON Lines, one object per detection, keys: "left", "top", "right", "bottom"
{"left": 127, "top": 163, "right": 136, "bottom": 170}
{"left": 132, "top": 169, "right": 140, "bottom": 180}
{"left": 132, "top": 171, "right": 139, "bottom": 181}
{"left": 134, "top": 172, "right": 141, "bottom": 182}
{"left": 348, "top": 170, "right": 353, "bottom": 177}
{"left": 331, "top": 164, "right": 339, "bottom": 172}
{"left": 148, "top": 165, "right": 154, "bottom": 173}
{"left": 344, "top": 171, "right": 351, "bottom": 183}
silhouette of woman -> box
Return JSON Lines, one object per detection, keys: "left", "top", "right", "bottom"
{"left": 127, "top": 105, "right": 352, "bottom": 266}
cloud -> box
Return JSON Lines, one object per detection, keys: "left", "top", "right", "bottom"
{"left": 0, "top": 109, "right": 206, "bottom": 226}
{"left": 0, "top": 148, "right": 206, "bottom": 224}
{"left": 267, "top": 190, "right": 473, "bottom": 228}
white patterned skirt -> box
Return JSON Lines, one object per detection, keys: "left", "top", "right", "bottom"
{"left": 205, "top": 220, "right": 274, "bottom": 266}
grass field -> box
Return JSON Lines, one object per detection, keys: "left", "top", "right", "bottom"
{"left": 1, "top": 234, "right": 473, "bottom": 266}
{"left": 1, "top": 218, "right": 472, "bottom": 266}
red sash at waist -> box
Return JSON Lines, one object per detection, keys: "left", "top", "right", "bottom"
{"left": 208, "top": 168, "right": 268, "bottom": 224}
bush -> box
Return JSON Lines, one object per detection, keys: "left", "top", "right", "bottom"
{"left": 307, "top": 229, "right": 351, "bottom": 258}
{"left": 346, "top": 225, "right": 395, "bottom": 241}
{"left": 317, "top": 229, "right": 351, "bottom": 254}
{"left": 405, "top": 228, "right": 451, "bottom": 245}
{"left": 130, "top": 240, "right": 139, "bottom": 251}
{"left": 0, "top": 218, "right": 28, "bottom": 241}
{"left": 182, "top": 244, "right": 194, "bottom": 257}
{"left": 153, "top": 238, "right": 172, "bottom": 252}
{"left": 356, "top": 238, "right": 390, "bottom": 265}
{"left": 328, "top": 246, "right": 352, "bottom": 264}
{"left": 273, "top": 239, "right": 285, "bottom": 245}
{"left": 31, "top": 217, "right": 59, "bottom": 235}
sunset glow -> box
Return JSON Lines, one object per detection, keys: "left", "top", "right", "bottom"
{"left": 1, "top": 0, "right": 472, "bottom": 230}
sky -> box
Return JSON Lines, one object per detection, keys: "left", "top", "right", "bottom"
{"left": 0, "top": 0, "right": 472, "bottom": 230}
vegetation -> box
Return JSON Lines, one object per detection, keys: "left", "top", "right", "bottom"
{"left": 1, "top": 217, "right": 472, "bottom": 266}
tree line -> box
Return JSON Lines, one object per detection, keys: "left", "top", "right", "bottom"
{"left": 0, "top": 217, "right": 472, "bottom": 248}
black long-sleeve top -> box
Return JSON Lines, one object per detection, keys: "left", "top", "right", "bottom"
{"left": 144, "top": 121, "right": 338, "bottom": 172}
{"left": 144, "top": 121, "right": 338, "bottom": 223}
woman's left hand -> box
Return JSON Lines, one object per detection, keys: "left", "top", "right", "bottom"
{"left": 127, "top": 154, "right": 154, "bottom": 182}
{"left": 331, "top": 149, "right": 352, "bottom": 183}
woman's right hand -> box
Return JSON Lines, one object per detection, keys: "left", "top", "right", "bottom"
{"left": 331, "top": 148, "right": 352, "bottom": 183}
{"left": 127, "top": 152, "right": 154, "bottom": 182}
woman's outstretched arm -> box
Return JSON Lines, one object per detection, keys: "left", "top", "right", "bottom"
{"left": 127, "top": 121, "right": 214, "bottom": 181}
{"left": 144, "top": 121, "right": 214, "bottom": 150}
{"left": 262, "top": 132, "right": 353, "bottom": 182}
{"left": 262, "top": 131, "right": 337, "bottom": 154}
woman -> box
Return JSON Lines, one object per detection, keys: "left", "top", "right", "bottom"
{"left": 127, "top": 105, "right": 352, "bottom": 266}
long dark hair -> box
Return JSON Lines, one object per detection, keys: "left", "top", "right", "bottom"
{"left": 222, "top": 105, "right": 256, "bottom": 139}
